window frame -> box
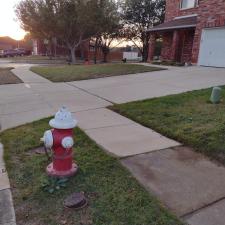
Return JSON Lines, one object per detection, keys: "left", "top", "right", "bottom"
{"left": 180, "top": 0, "right": 198, "bottom": 10}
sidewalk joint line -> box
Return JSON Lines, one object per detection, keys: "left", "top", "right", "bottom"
{"left": 181, "top": 196, "right": 225, "bottom": 219}
{"left": 66, "top": 82, "right": 114, "bottom": 105}
{"left": 81, "top": 122, "right": 133, "bottom": 131}
{"left": 119, "top": 145, "right": 182, "bottom": 160}
{"left": 70, "top": 107, "right": 108, "bottom": 114}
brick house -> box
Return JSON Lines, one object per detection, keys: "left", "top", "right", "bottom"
{"left": 148, "top": 0, "right": 225, "bottom": 67}
{"left": 0, "top": 36, "right": 17, "bottom": 50}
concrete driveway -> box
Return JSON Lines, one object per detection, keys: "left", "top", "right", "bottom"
{"left": 69, "top": 65, "right": 225, "bottom": 103}
{"left": 0, "top": 66, "right": 111, "bottom": 130}
{"left": 1, "top": 64, "right": 225, "bottom": 130}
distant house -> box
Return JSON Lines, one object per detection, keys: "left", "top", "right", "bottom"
{"left": 32, "top": 39, "right": 87, "bottom": 58}
{"left": 0, "top": 36, "right": 32, "bottom": 52}
{"left": 148, "top": 0, "right": 225, "bottom": 67}
{"left": 0, "top": 36, "right": 17, "bottom": 50}
{"left": 32, "top": 39, "right": 123, "bottom": 62}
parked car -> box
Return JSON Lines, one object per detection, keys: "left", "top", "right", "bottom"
{"left": 0, "top": 48, "right": 32, "bottom": 58}
{"left": 14, "top": 48, "right": 31, "bottom": 56}
{"left": 0, "top": 49, "right": 18, "bottom": 58}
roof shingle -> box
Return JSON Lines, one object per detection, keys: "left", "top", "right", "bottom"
{"left": 148, "top": 16, "right": 197, "bottom": 32}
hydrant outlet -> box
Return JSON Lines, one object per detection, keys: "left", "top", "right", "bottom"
{"left": 43, "top": 130, "right": 53, "bottom": 149}
{"left": 62, "top": 137, "right": 74, "bottom": 149}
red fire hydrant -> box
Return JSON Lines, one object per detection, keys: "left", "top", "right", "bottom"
{"left": 42, "top": 107, "right": 78, "bottom": 178}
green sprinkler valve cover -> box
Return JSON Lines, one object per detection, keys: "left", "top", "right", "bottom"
{"left": 210, "top": 87, "right": 222, "bottom": 104}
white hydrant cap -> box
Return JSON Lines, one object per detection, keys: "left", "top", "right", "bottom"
{"left": 49, "top": 107, "right": 77, "bottom": 129}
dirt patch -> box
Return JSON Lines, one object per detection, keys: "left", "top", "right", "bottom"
{"left": 27, "top": 146, "right": 46, "bottom": 155}
{"left": 0, "top": 67, "right": 23, "bottom": 85}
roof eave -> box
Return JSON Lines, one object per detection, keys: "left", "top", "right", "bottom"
{"left": 148, "top": 24, "right": 196, "bottom": 32}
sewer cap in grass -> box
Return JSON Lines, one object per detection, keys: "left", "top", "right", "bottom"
{"left": 64, "top": 192, "right": 87, "bottom": 209}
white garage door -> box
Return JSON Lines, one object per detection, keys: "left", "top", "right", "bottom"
{"left": 198, "top": 28, "right": 225, "bottom": 67}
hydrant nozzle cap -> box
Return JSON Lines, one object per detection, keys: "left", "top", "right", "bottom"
{"left": 49, "top": 107, "right": 77, "bottom": 129}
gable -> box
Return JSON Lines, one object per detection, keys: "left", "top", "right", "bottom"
{"left": 165, "top": 0, "right": 225, "bottom": 22}
{"left": 165, "top": 0, "right": 198, "bottom": 21}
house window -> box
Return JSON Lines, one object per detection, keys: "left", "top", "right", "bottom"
{"left": 180, "top": 0, "right": 198, "bottom": 9}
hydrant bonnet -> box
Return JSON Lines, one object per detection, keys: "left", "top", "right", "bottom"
{"left": 49, "top": 107, "right": 77, "bottom": 129}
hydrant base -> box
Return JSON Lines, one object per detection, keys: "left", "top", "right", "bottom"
{"left": 46, "top": 162, "right": 78, "bottom": 178}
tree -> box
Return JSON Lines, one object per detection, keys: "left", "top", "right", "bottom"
{"left": 55, "top": 0, "right": 106, "bottom": 63}
{"left": 122, "top": 0, "right": 165, "bottom": 62}
{"left": 93, "top": 20, "right": 124, "bottom": 63}
{"left": 16, "top": 0, "right": 58, "bottom": 56}
{"left": 22, "top": 33, "right": 33, "bottom": 49}
{"left": 16, "top": 0, "right": 114, "bottom": 64}
{"left": 91, "top": 0, "right": 122, "bottom": 63}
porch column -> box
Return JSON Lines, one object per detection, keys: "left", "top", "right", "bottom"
{"left": 171, "top": 30, "right": 179, "bottom": 61}
{"left": 147, "top": 33, "right": 156, "bottom": 62}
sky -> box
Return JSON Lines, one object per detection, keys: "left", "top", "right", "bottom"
{"left": 0, "top": 0, "right": 26, "bottom": 40}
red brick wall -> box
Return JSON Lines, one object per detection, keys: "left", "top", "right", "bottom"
{"left": 164, "top": 0, "right": 225, "bottom": 63}
{"left": 161, "top": 29, "right": 194, "bottom": 62}
{"left": 161, "top": 32, "right": 174, "bottom": 60}
{"left": 181, "top": 30, "right": 195, "bottom": 62}
{"left": 88, "top": 50, "right": 123, "bottom": 62}
{"left": 165, "top": 0, "right": 198, "bottom": 21}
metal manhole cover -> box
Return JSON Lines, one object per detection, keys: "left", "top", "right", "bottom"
{"left": 63, "top": 192, "right": 87, "bottom": 209}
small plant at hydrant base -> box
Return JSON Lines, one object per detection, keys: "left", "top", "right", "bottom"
{"left": 41, "top": 177, "right": 69, "bottom": 194}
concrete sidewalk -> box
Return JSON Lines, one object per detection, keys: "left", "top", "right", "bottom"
{"left": 68, "top": 66, "right": 225, "bottom": 103}
{"left": 73, "top": 108, "right": 180, "bottom": 157}
{"left": 0, "top": 144, "right": 16, "bottom": 225}
{"left": 12, "top": 66, "right": 51, "bottom": 84}
{"left": 0, "top": 66, "right": 111, "bottom": 130}
{"left": 1, "top": 64, "right": 225, "bottom": 225}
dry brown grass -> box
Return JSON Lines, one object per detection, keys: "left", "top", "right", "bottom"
{"left": 0, "top": 67, "right": 22, "bottom": 85}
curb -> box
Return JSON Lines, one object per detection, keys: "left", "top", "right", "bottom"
{"left": 0, "top": 143, "right": 16, "bottom": 225}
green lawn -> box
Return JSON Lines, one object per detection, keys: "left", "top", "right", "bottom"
{"left": 110, "top": 87, "right": 225, "bottom": 165}
{"left": 4, "top": 55, "right": 67, "bottom": 64}
{"left": 30, "top": 63, "right": 164, "bottom": 82}
{"left": 0, "top": 118, "right": 182, "bottom": 225}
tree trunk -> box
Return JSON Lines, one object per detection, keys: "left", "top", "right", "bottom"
{"left": 142, "top": 33, "right": 150, "bottom": 62}
{"left": 142, "top": 43, "right": 149, "bottom": 62}
{"left": 102, "top": 45, "right": 109, "bottom": 63}
{"left": 48, "top": 44, "right": 53, "bottom": 60}
{"left": 94, "top": 38, "right": 99, "bottom": 64}
{"left": 52, "top": 37, "right": 57, "bottom": 57}
{"left": 53, "top": 42, "right": 57, "bottom": 57}
{"left": 69, "top": 47, "right": 76, "bottom": 64}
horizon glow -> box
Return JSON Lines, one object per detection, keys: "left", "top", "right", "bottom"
{"left": 0, "top": 0, "right": 26, "bottom": 40}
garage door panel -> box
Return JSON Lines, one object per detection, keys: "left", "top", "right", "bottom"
{"left": 198, "top": 28, "right": 225, "bottom": 67}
